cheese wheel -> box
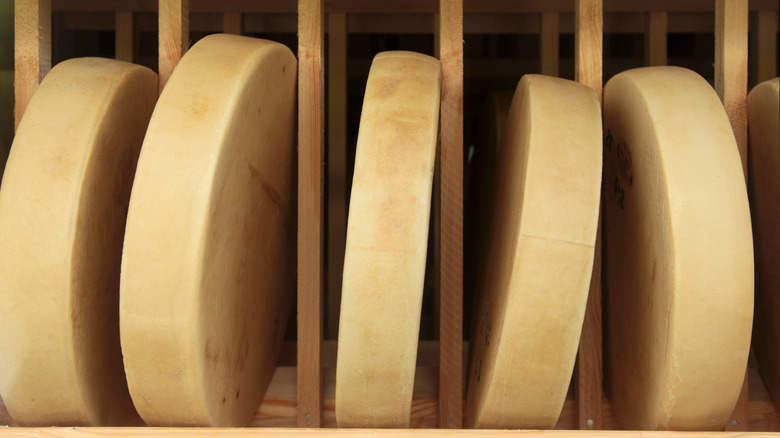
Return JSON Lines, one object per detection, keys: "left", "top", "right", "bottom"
{"left": 748, "top": 77, "right": 780, "bottom": 404}
{"left": 120, "top": 34, "right": 296, "bottom": 426}
{"left": 603, "top": 66, "right": 753, "bottom": 430}
{"left": 466, "top": 75, "right": 602, "bottom": 429}
{"left": 0, "top": 57, "right": 156, "bottom": 425}
{"left": 335, "top": 51, "right": 441, "bottom": 428}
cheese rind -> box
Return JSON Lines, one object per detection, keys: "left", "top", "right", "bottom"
{"left": 748, "top": 77, "right": 780, "bottom": 405}
{"left": 603, "top": 66, "right": 753, "bottom": 430}
{"left": 466, "top": 74, "right": 602, "bottom": 429}
{"left": 335, "top": 51, "right": 441, "bottom": 428}
{"left": 0, "top": 57, "right": 156, "bottom": 426}
{"left": 120, "top": 34, "right": 297, "bottom": 427}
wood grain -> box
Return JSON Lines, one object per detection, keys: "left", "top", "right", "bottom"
{"left": 326, "top": 12, "right": 346, "bottom": 340}
{"left": 438, "top": 0, "right": 463, "bottom": 429}
{"left": 574, "top": 0, "right": 603, "bottom": 431}
{"left": 540, "top": 12, "right": 559, "bottom": 76}
{"left": 645, "top": 11, "right": 667, "bottom": 66}
{"left": 115, "top": 11, "right": 133, "bottom": 62}
{"left": 158, "top": 0, "right": 188, "bottom": 93}
{"left": 717, "top": 5, "right": 749, "bottom": 428}
{"left": 715, "top": 0, "right": 748, "bottom": 176}
{"left": 222, "top": 12, "right": 241, "bottom": 34}
{"left": 753, "top": 11, "right": 777, "bottom": 84}
{"left": 14, "top": 0, "right": 50, "bottom": 131}
{"left": 297, "top": 0, "right": 325, "bottom": 428}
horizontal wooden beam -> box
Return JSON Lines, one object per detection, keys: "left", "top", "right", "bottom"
{"left": 51, "top": 0, "right": 779, "bottom": 13}
{"left": 58, "top": 10, "right": 724, "bottom": 34}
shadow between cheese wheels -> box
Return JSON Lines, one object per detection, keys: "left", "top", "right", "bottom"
{"left": 603, "top": 66, "right": 753, "bottom": 430}
{"left": 120, "top": 34, "right": 297, "bottom": 427}
{"left": 0, "top": 57, "right": 157, "bottom": 426}
{"left": 335, "top": 51, "right": 441, "bottom": 428}
{"left": 747, "top": 77, "right": 780, "bottom": 407}
{"left": 465, "top": 74, "right": 602, "bottom": 429}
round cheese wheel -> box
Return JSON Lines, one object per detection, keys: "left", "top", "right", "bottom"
{"left": 0, "top": 57, "right": 156, "bottom": 426}
{"left": 748, "top": 77, "right": 780, "bottom": 404}
{"left": 335, "top": 51, "right": 441, "bottom": 428}
{"left": 603, "top": 66, "right": 753, "bottom": 430}
{"left": 120, "top": 34, "right": 297, "bottom": 426}
{"left": 465, "top": 74, "right": 602, "bottom": 429}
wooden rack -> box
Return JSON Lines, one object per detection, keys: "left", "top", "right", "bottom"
{"left": 2, "top": 0, "right": 779, "bottom": 435}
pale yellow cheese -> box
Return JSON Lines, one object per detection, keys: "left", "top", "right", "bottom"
{"left": 466, "top": 75, "right": 602, "bottom": 429}
{"left": 335, "top": 51, "right": 441, "bottom": 428}
{"left": 748, "top": 77, "right": 780, "bottom": 405}
{"left": 120, "top": 34, "right": 296, "bottom": 426}
{"left": 0, "top": 57, "right": 157, "bottom": 426}
{"left": 603, "top": 66, "right": 753, "bottom": 430}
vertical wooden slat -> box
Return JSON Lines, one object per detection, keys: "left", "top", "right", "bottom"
{"left": 754, "top": 11, "right": 778, "bottom": 84}
{"left": 645, "top": 11, "right": 667, "bottom": 66}
{"left": 223, "top": 12, "right": 241, "bottom": 35}
{"left": 716, "top": 1, "right": 750, "bottom": 430}
{"left": 326, "top": 12, "right": 347, "bottom": 340}
{"left": 574, "top": 0, "right": 602, "bottom": 431}
{"left": 438, "top": 0, "right": 463, "bottom": 429}
{"left": 715, "top": 0, "right": 748, "bottom": 177}
{"left": 297, "top": 0, "right": 324, "bottom": 428}
{"left": 158, "top": 0, "right": 189, "bottom": 94}
{"left": 115, "top": 11, "right": 133, "bottom": 62}
{"left": 540, "top": 12, "right": 560, "bottom": 76}
{"left": 14, "top": 0, "right": 50, "bottom": 131}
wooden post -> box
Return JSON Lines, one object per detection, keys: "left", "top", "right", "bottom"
{"left": 438, "top": 0, "right": 463, "bottom": 429}
{"left": 326, "top": 12, "right": 347, "bottom": 340}
{"left": 716, "top": 0, "right": 748, "bottom": 177}
{"left": 716, "top": 0, "right": 750, "bottom": 430}
{"left": 223, "top": 12, "right": 241, "bottom": 35}
{"left": 575, "top": 0, "right": 602, "bottom": 431}
{"left": 115, "top": 11, "right": 133, "bottom": 62}
{"left": 645, "top": 11, "right": 667, "bottom": 66}
{"left": 14, "top": 0, "right": 50, "bottom": 131}
{"left": 297, "top": 0, "right": 324, "bottom": 428}
{"left": 158, "top": 0, "right": 188, "bottom": 94}
{"left": 753, "top": 11, "right": 778, "bottom": 84}
{"left": 540, "top": 13, "right": 560, "bottom": 77}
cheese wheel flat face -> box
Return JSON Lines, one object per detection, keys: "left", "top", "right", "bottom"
{"left": 603, "top": 66, "right": 753, "bottom": 430}
{"left": 335, "top": 51, "right": 441, "bottom": 428}
{"left": 748, "top": 77, "right": 780, "bottom": 404}
{"left": 0, "top": 58, "right": 157, "bottom": 425}
{"left": 466, "top": 75, "right": 602, "bottom": 429}
{"left": 120, "top": 34, "right": 296, "bottom": 427}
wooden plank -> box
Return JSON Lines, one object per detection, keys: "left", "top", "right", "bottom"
{"left": 715, "top": 0, "right": 748, "bottom": 177}
{"left": 115, "top": 11, "right": 133, "bottom": 62}
{"left": 753, "top": 11, "right": 778, "bottom": 84}
{"left": 158, "top": 0, "right": 188, "bottom": 93}
{"left": 575, "top": 0, "right": 602, "bottom": 431}
{"left": 297, "top": 0, "right": 324, "bottom": 428}
{"left": 14, "top": 0, "right": 51, "bottom": 131}
{"left": 49, "top": 0, "right": 780, "bottom": 13}
{"left": 540, "top": 12, "right": 560, "bottom": 76}
{"left": 222, "top": 11, "right": 241, "bottom": 34}
{"left": 438, "top": 0, "right": 463, "bottom": 429}
{"left": 716, "top": 1, "right": 750, "bottom": 431}
{"left": 326, "top": 12, "right": 346, "bottom": 341}
{"left": 645, "top": 11, "right": 667, "bottom": 66}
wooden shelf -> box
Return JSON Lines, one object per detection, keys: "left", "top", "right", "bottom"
{"left": 2, "top": 0, "right": 779, "bottom": 434}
